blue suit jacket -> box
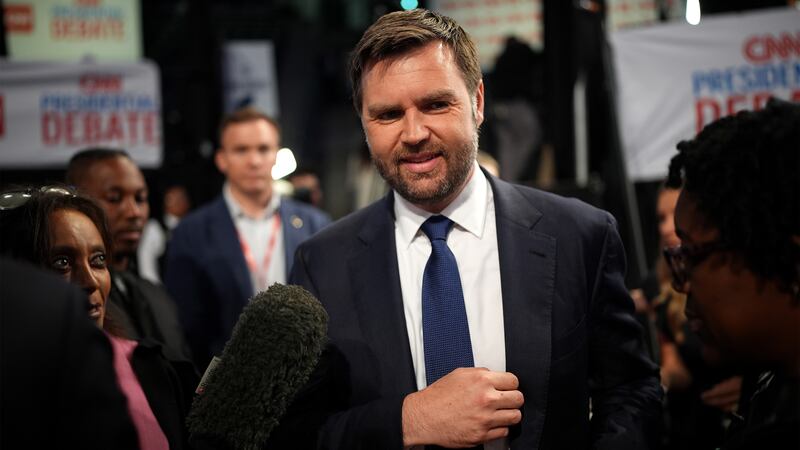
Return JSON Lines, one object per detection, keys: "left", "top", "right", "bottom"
{"left": 277, "top": 172, "right": 661, "bottom": 450}
{"left": 164, "top": 195, "right": 330, "bottom": 368}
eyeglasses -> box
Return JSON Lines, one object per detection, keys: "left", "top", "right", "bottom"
{"left": 663, "top": 241, "right": 728, "bottom": 291}
{"left": 0, "top": 186, "right": 76, "bottom": 210}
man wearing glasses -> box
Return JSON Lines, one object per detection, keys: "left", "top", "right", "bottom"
{"left": 664, "top": 98, "right": 799, "bottom": 450}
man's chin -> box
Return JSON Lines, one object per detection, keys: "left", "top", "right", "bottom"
{"left": 394, "top": 178, "right": 451, "bottom": 205}
{"left": 113, "top": 244, "right": 139, "bottom": 260}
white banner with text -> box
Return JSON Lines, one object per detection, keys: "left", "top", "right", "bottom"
{"left": 611, "top": 7, "right": 800, "bottom": 181}
{"left": 0, "top": 60, "right": 162, "bottom": 168}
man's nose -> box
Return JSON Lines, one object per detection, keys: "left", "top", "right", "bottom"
{"left": 121, "top": 196, "right": 145, "bottom": 218}
{"left": 400, "top": 110, "right": 430, "bottom": 147}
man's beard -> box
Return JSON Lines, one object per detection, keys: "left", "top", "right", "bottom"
{"left": 371, "top": 133, "right": 477, "bottom": 208}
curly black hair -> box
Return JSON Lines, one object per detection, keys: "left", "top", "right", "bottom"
{"left": 666, "top": 98, "right": 799, "bottom": 299}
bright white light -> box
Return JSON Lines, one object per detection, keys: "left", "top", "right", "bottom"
{"left": 686, "top": 0, "right": 701, "bottom": 25}
{"left": 272, "top": 147, "right": 297, "bottom": 180}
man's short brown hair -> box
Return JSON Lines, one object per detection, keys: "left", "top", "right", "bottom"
{"left": 218, "top": 107, "right": 281, "bottom": 147}
{"left": 349, "top": 9, "right": 481, "bottom": 115}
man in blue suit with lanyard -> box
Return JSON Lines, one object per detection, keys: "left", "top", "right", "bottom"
{"left": 165, "top": 107, "right": 330, "bottom": 370}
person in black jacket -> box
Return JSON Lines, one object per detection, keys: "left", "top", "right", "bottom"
{"left": 0, "top": 186, "right": 197, "bottom": 450}
{"left": 0, "top": 258, "right": 138, "bottom": 450}
{"left": 665, "top": 99, "right": 799, "bottom": 449}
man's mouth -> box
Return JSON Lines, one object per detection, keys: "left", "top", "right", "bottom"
{"left": 118, "top": 229, "right": 142, "bottom": 240}
{"left": 400, "top": 152, "right": 442, "bottom": 173}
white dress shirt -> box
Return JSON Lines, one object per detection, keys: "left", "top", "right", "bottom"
{"left": 137, "top": 214, "right": 180, "bottom": 284}
{"left": 394, "top": 162, "right": 507, "bottom": 450}
{"left": 223, "top": 184, "right": 286, "bottom": 292}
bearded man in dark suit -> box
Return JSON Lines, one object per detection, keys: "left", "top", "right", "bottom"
{"left": 279, "top": 9, "right": 661, "bottom": 450}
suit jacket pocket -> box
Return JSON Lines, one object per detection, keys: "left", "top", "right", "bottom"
{"left": 552, "top": 314, "right": 587, "bottom": 362}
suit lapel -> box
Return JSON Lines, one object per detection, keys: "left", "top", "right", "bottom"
{"left": 209, "top": 197, "right": 254, "bottom": 303}
{"left": 279, "top": 199, "right": 301, "bottom": 270}
{"left": 347, "top": 195, "right": 417, "bottom": 396}
{"left": 489, "top": 175, "right": 554, "bottom": 449}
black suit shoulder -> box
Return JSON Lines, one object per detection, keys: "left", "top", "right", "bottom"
{"left": 171, "top": 197, "right": 222, "bottom": 238}
{"left": 281, "top": 197, "right": 332, "bottom": 224}
{"left": 294, "top": 198, "right": 388, "bottom": 253}
{"left": 111, "top": 270, "right": 194, "bottom": 364}
{"left": 505, "top": 181, "right": 614, "bottom": 232}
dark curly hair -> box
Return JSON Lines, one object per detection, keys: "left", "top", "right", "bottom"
{"left": 666, "top": 98, "right": 800, "bottom": 300}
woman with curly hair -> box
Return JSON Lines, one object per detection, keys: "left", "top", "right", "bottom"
{"left": 665, "top": 98, "right": 799, "bottom": 449}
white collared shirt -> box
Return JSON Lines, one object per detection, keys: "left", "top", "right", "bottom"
{"left": 395, "top": 162, "right": 508, "bottom": 444}
{"left": 223, "top": 184, "right": 286, "bottom": 292}
{"left": 395, "top": 162, "right": 507, "bottom": 450}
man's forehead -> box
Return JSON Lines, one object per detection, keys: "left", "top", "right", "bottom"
{"left": 223, "top": 119, "right": 279, "bottom": 137}
{"left": 85, "top": 158, "right": 146, "bottom": 189}
{"left": 363, "top": 41, "right": 453, "bottom": 79}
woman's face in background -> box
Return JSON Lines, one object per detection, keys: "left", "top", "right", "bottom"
{"left": 658, "top": 188, "right": 682, "bottom": 248}
{"left": 47, "top": 209, "right": 111, "bottom": 328}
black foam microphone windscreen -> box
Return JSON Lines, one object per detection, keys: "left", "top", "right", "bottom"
{"left": 186, "top": 283, "right": 328, "bottom": 450}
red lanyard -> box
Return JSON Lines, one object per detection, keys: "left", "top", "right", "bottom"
{"left": 237, "top": 213, "right": 281, "bottom": 290}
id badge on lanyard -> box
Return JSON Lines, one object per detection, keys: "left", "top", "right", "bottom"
{"left": 237, "top": 213, "right": 281, "bottom": 290}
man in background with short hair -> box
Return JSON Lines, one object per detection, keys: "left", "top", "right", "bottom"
{"left": 67, "top": 148, "right": 193, "bottom": 364}
{"left": 165, "top": 107, "right": 330, "bottom": 370}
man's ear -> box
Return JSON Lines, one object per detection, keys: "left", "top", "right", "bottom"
{"left": 474, "top": 79, "right": 485, "bottom": 127}
{"left": 214, "top": 149, "right": 227, "bottom": 175}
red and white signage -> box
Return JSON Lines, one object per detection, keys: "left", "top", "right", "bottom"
{"left": 0, "top": 60, "right": 162, "bottom": 168}
{"left": 4, "top": 0, "right": 142, "bottom": 62}
{"left": 611, "top": 7, "right": 800, "bottom": 181}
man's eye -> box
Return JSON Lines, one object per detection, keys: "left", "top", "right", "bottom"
{"left": 377, "top": 111, "right": 402, "bottom": 121}
{"left": 51, "top": 256, "right": 70, "bottom": 271}
{"left": 105, "top": 194, "right": 122, "bottom": 203}
{"left": 428, "top": 101, "right": 448, "bottom": 110}
{"left": 136, "top": 193, "right": 148, "bottom": 204}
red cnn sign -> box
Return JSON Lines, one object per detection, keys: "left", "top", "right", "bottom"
{"left": 4, "top": 4, "right": 34, "bottom": 33}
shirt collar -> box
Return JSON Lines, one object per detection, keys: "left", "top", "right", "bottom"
{"left": 223, "top": 182, "right": 281, "bottom": 220}
{"left": 394, "top": 161, "right": 489, "bottom": 248}
{"left": 164, "top": 214, "right": 180, "bottom": 229}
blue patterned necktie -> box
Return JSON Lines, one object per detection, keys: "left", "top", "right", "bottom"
{"left": 421, "top": 215, "right": 474, "bottom": 386}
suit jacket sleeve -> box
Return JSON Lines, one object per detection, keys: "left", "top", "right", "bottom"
{"left": 588, "top": 215, "right": 662, "bottom": 450}
{"left": 270, "top": 246, "right": 406, "bottom": 450}
{"left": 164, "top": 224, "right": 218, "bottom": 369}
